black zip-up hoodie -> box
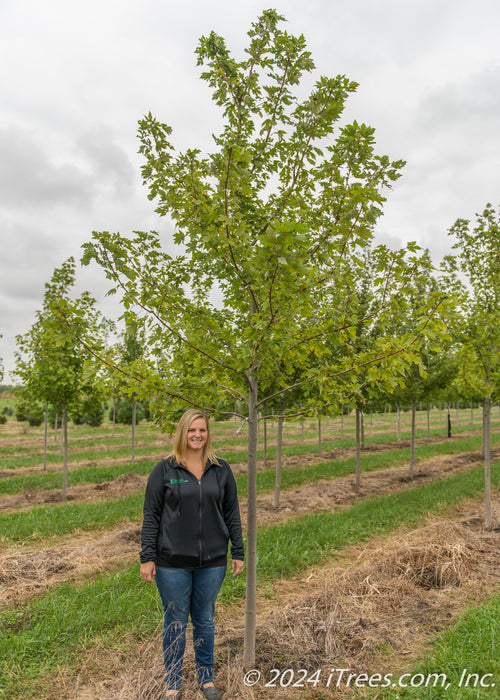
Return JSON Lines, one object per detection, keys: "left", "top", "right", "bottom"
{"left": 140, "top": 456, "right": 244, "bottom": 568}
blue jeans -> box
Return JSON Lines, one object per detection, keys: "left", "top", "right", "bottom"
{"left": 155, "top": 565, "right": 227, "bottom": 690}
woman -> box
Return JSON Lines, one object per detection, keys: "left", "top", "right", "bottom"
{"left": 140, "top": 409, "right": 244, "bottom": 699}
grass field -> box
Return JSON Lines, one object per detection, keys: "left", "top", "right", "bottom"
{"left": 0, "top": 405, "right": 498, "bottom": 699}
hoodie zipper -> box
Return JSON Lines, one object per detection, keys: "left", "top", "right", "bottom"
{"left": 198, "top": 477, "right": 203, "bottom": 566}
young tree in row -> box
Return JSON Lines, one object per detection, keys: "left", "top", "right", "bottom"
{"left": 388, "top": 252, "right": 453, "bottom": 475}
{"left": 442, "top": 203, "right": 500, "bottom": 528}
{"left": 83, "top": 11, "right": 444, "bottom": 665}
{"left": 15, "top": 259, "right": 108, "bottom": 496}
{"left": 117, "top": 315, "right": 148, "bottom": 461}
{"left": 333, "top": 246, "right": 448, "bottom": 486}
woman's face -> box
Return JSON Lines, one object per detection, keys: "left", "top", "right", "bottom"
{"left": 186, "top": 417, "right": 208, "bottom": 453}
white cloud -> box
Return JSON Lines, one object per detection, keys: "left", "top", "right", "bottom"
{"left": 1, "top": 0, "right": 499, "bottom": 380}
{"left": 0, "top": 126, "right": 96, "bottom": 208}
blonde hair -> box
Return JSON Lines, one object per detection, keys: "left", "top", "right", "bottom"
{"left": 171, "top": 409, "right": 220, "bottom": 466}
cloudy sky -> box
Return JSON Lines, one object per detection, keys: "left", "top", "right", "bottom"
{"left": 1, "top": 0, "right": 499, "bottom": 381}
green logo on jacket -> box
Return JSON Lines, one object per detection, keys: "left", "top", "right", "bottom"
{"left": 170, "top": 478, "right": 188, "bottom": 484}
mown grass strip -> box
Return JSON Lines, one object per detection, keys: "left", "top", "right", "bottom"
{"left": 1, "top": 435, "right": 498, "bottom": 541}
{"left": 0, "top": 491, "right": 145, "bottom": 543}
{"left": 3, "top": 415, "right": 498, "bottom": 472}
{"left": 1, "top": 427, "right": 499, "bottom": 500}
{"left": 0, "top": 431, "right": 167, "bottom": 458}
{"left": 0, "top": 443, "right": 167, "bottom": 470}
{"left": 239, "top": 431, "right": 499, "bottom": 498}
{"left": 365, "top": 595, "right": 500, "bottom": 699}
{"left": 0, "top": 460, "right": 157, "bottom": 496}
{"left": 0, "top": 464, "right": 498, "bottom": 698}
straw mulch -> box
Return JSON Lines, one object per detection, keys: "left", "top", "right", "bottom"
{"left": 64, "top": 500, "right": 499, "bottom": 700}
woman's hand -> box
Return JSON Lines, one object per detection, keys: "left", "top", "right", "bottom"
{"left": 231, "top": 559, "right": 244, "bottom": 577}
{"left": 140, "top": 561, "right": 156, "bottom": 583}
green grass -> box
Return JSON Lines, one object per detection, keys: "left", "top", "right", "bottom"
{"left": 1, "top": 427, "right": 498, "bottom": 501}
{"left": 1, "top": 433, "right": 498, "bottom": 543}
{"left": 0, "top": 459, "right": 157, "bottom": 496}
{"left": 0, "top": 442, "right": 165, "bottom": 470}
{"left": 0, "top": 463, "right": 498, "bottom": 698}
{"left": 0, "top": 431, "right": 166, "bottom": 458}
{"left": 2, "top": 412, "right": 498, "bottom": 471}
{"left": 0, "top": 492, "right": 145, "bottom": 543}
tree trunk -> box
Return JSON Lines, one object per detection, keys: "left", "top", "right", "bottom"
{"left": 54, "top": 412, "right": 58, "bottom": 442}
{"left": 470, "top": 400, "right": 474, "bottom": 434}
{"left": 272, "top": 411, "right": 284, "bottom": 508}
{"left": 243, "top": 372, "right": 258, "bottom": 668}
{"left": 62, "top": 406, "right": 68, "bottom": 499}
{"left": 409, "top": 399, "right": 416, "bottom": 477}
{"left": 396, "top": 402, "right": 401, "bottom": 442}
{"left": 360, "top": 410, "right": 365, "bottom": 450}
{"left": 447, "top": 403, "right": 451, "bottom": 438}
{"left": 43, "top": 408, "right": 48, "bottom": 472}
{"left": 355, "top": 407, "right": 361, "bottom": 489}
{"left": 318, "top": 417, "right": 322, "bottom": 457}
{"left": 427, "top": 403, "right": 430, "bottom": 439}
{"left": 131, "top": 398, "right": 136, "bottom": 463}
{"left": 263, "top": 417, "right": 267, "bottom": 469}
{"left": 481, "top": 408, "right": 485, "bottom": 457}
{"left": 112, "top": 398, "right": 117, "bottom": 437}
{"left": 483, "top": 397, "right": 492, "bottom": 529}
{"left": 340, "top": 409, "right": 344, "bottom": 439}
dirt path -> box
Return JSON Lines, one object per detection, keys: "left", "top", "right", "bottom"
{"left": 53, "top": 497, "right": 500, "bottom": 699}
{"left": 0, "top": 448, "right": 491, "bottom": 609}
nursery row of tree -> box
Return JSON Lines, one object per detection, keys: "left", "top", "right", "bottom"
{"left": 7, "top": 11, "right": 499, "bottom": 667}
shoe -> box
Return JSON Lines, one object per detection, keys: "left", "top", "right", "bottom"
{"left": 200, "top": 685, "right": 221, "bottom": 700}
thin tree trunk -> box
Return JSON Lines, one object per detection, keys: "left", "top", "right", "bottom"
{"left": 470, "top": 400, "right": 474, "bottom": 434}
{"left": 263, "top": 417, "right": 267, "bottom": 469}
{"left": 483, "top": 397, "right": 492, "bottom": 529}
{"left": 355, "top": 407, "right": 361, "bottom": 489}
{"left": 112, "top": 398, "right": 116, "bottom": 437}
{"left": 62, "top": 406, "right": 68, "bottom": 499}
{"left": 396, "top": 402, "right": 401, "bottom": 442}
{"left": 409, "top": 399, "right": 416, "bottom": 476}
{"left": 447, "top": 403, "right": 452, "bottom": 438}
{"left": 243, "top": 372, "right": 258, "bottom": 668}
{"left": 318, "top": 417, "right": 322, "bottom": 457}
{"left": 340, "top": 409, "right": 344, "bottom": 439}
{"left": 43, "top": 407, "right": 48, "bottom": 472}
{"left": 272, "top": 411, "right": 284, "bottom": 508}
{"left": 131, "top": 398, "right": 136, "bottom": 463}
{"left": 360, "top": 410, "right": 365, "bottom": 450}
{"left": 427, "top": 403, "right": 430, "bottom": 439}
{"left": 54, "top": 412, "right": 58, "bottom": 442}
